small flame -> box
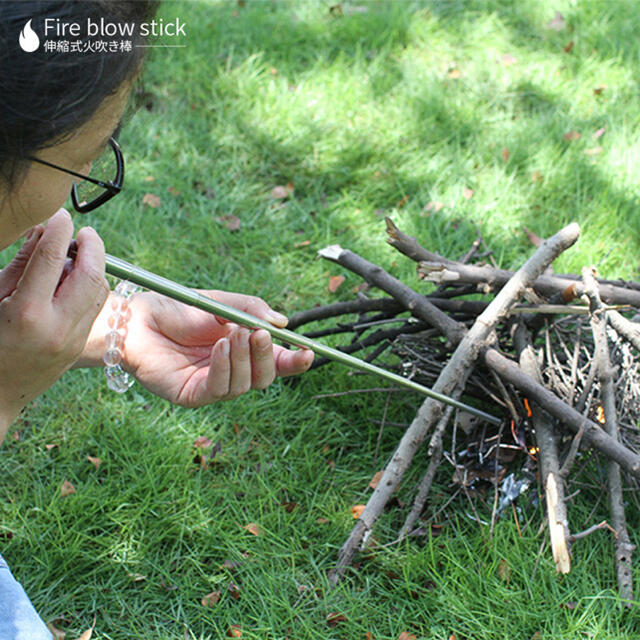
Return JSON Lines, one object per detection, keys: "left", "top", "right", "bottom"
{"left": 529, "top": 446, "right": 539, "bottom": 455}
{"left": 596, "top": 406, "right": 606, "bottom": 424}
{"left": 19, "top": 19, "right": 40, "bottom": 53}
{"left": 523, "top": 398, "right": 532, "bottom": 418}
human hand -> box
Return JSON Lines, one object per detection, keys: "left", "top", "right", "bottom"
{"left": 121, "top": 290, "right": 314, "bottom": 407}
{"left": 0, "top": 209, "right": 109, "bottom": 437}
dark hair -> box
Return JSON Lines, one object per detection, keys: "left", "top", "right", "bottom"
{"left": 0, "top": 0, "right": 158, "bottom": 185}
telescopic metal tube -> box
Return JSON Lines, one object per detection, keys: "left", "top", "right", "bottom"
{"left": 72, "top": 245, "right": 501, "bottom": 425}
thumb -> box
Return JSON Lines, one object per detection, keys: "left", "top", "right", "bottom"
{"left": 0, "top": 226, "right": 44, "bottom": 299}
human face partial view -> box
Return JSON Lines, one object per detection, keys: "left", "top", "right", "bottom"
{"left": 0, "top": 83, "right": 132, "bottom": 250}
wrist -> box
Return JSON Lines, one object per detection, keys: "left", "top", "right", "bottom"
{"left": 73, "top": 291, "right": 114, "bottom": 368}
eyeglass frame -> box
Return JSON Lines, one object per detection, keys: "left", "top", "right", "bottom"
{"left": 27, "top": 137, "right": 125, "bottom": 213}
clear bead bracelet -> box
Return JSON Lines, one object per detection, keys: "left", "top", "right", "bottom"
{"left": 103, "top": 280, "right": 139, "bottom": 393}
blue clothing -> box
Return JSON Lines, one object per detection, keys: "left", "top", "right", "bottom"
{"left": 0, "top": 554, "right": 52, "bottom": 640}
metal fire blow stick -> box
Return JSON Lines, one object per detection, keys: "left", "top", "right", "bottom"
{"left": 69, "top": 245, "right": 501, "bottom": 425}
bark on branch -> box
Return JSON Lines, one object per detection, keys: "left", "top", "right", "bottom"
{"left": 582, "top": 267, "right": 635, "bottom": 605}
{"left": 514, "top": 322, "right": 571, "bottom": 574}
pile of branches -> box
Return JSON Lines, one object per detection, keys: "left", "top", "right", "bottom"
{"left": 288, "top": 219, "right": 640, "bottom": 602}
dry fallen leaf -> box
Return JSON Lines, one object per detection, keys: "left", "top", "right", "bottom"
{"left": 422, "top": 201, "right": 444, "bottom": 213}
{"left": 194, "top": 436, "right": 213, "bottom": 448}
{"left": 351, "top": 504, "right": 366, "bottom": 519}
{"left": 563, "top": 40, "right": 574, "bottom": 53}
{"left": 76, "top": 619, "right": 95, "bottom": 640}
{"left": 294, "top": 240, "right": 311, "bottom": 248}
{"left": 270, "top": 184, "right": 293, "bottom": 199}
{"left": 398, "top": 633, "right": 417, "bottom": 640}
{"left": 11, "top": 431, "right": 20, "bottom": 442}
{"left": 142, "top": 193, "right": 161, "bottom": 208}
{"left": 328, "top": 275, "right": 345, "bottom": 293}
{"left": 60, "top": 480, "right": 76, "bottom": 498}
{"left": 563, "top": 130, "right": 581, "bottom": 141}
{"left": 369, "top": 471, "right": 383, "bottom": 490}
{"left": 366, "top": 633, "right": 375, "bottom": 640}
{"left": 45, "top": 444, "right": 58, "bottom": 451}
{"left": 87, "top": 456, "right": 102, "bottom": 470}
{"left": 128, "top": 572, "right": 147, "bottom": 582}
{"left": 502, "top": 147, "right": 510, "bottom": 162}
{"left": 531, "top": 171, "right": 543, "bottom": 183}
{"left": 218, "top": 215, "right": 241, "bottom": 232}
{"left": 546, "top": 11, "right": 566, "bottom": 31}
{"left": 396, "top": 194, "right": 410, "bottom": 208}
{"left": 462, "top": 187, "right": 474, "bottom": 200}
{"left": 326, "top": 612, "right": 348, "bottom": 627}
{"left": 522, "top": 226, "right": 543, "bottom": 247}
{"left": 593, "top": 126, "right": 606, "bottom": 139}
{"left": 498, "top": 558, "right": 512, "bottom": 582}
{"left": 317, "top": 517, "right": 329, "bottom": 524}
{"left": 228, "top": 583, "right": 241, "bottom": 600}
{"left": 243, "top": 523, "right": 262, "bottom": 536}
{"left": 280, "top": 501, "right": 298, "bottom": 513}
{"left": 447, "top": 68, "right": 462, "bottom": 79}
{"left": 227, "top": 625, "right": 242, "bottom": 638}
{"left": 47, "top": 622, "right": 66, "bottom": 640}
{"left": 593, "top": 85, "right": 607, "bottom": 95}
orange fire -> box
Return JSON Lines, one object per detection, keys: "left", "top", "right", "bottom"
{"left": 596, "top": 406, "right": 606, "bottom": 424}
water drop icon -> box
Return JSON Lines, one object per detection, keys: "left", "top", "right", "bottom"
{"left": 19, "top": 19, "right": 39, "bottom": 53}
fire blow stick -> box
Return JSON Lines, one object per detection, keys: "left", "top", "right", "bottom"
{"left": 68, "top": 244, "right": 501, "bottom": 425}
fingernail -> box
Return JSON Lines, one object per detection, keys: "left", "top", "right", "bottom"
{"left": 220, "top": 338, "right": 230, "bottom": 357}
{"left": 267, "top": 311, "right": 288, "bottom": 326}
{"left": 255, "top": 330, "right": 271, "bottom": 348}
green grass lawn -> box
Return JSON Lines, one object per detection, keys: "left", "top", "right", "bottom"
{"left": 3, "top": 0, "right": 640, "bottom": 637}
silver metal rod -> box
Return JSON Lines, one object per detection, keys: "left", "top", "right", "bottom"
{"left": 97, "top": 251, "right": 501, "bottom": 425}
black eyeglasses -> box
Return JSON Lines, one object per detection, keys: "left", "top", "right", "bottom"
{"left": 29, "top": 138, "right": 124, "bottom": 213}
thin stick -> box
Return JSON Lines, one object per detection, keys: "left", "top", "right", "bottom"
{"left": 583, "top": 266, "right": 635, "bottom": 605}
{"left": 398, "top": 405, "right": 455, "bottom": 539}
{"left": 514, "top": 321, "right": 571, "bottom": 574}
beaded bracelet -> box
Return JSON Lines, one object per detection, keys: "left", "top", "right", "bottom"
{"left": 103, "top": 280, "right": 139, "bottom": 393}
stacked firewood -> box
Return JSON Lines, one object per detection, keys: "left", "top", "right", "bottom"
{"left": 288, "top": 219, "right": 640, "bottom": 602}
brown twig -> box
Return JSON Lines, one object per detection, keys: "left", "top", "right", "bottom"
{"left": 514, "top": 321, "right": 571, "bottom": 573}
{"left": 398, "top": 404, "right": 455, "bottom": 539}
{"left": 385, "top": 216, "right": 640, "bottom": 306}
{"left": 582, "top": 266, "right": 635, "bottom": 606}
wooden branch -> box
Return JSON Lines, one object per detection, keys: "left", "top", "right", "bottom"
{"left": 317, "top": 245, "right": 465, "bottom": 344}
{"left": 386, "top": 217, "right": 640, "bottom": 306}
{"left": 417, "top": 260, "right": 640, "bottom": 307}
{"left": 399, "top": 404, "right": 456, "bottom": 540}
{"left": 514, "top": 322, "right": 571, "bottom": 574}
{"left": 287, "top": 298, "right": 402, "bottom": 329}
{"left": 607, "top": 310, "right": 640, "bottom": 353}
{"left": 324, "top": 223, "right": 581, "bottom": 582}
{"left": 582, "top": 267, "right": 635, "bottom": 605}
{"left": 288, "top": 297, "right": 490, "bottom": 332}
